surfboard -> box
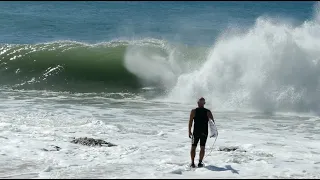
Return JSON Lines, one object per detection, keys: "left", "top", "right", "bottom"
{"left": 209, "top": 119, "right": 218, "bottom": 138}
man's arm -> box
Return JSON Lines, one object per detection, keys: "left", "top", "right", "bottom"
{"left": 207, "top": 110, "right": 214, "bottom": 122}
{"left": 188, "top": 109, "right": 195, "bottom": 137}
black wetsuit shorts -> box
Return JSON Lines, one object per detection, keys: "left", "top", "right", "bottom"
{"left": 192, "top": 133, "right": 208, "bottom": 147}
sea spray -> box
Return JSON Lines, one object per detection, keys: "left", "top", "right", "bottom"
{"left": 168, "top": 10, "right": 320, "bottom": 114}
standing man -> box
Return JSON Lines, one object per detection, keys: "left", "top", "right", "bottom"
{"left": 188, "top": 97, "right": 214, "bottom": 168}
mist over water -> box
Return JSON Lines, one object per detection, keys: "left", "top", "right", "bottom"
{"left": 156, "top": 4, "right": 320, "bottom": 114}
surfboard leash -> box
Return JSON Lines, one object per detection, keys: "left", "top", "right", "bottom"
{"left": 203, "top": 121, "right": 218, "bottom": 161}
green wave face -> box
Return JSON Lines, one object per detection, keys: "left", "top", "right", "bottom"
{"left": 0, "top": 40, "right": 207, "bottom": 93}
{"left": 0, "top": 41, "right": 144, "bottom": 92}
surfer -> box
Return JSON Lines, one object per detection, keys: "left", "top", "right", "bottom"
{"left": 188, "top": 97, "right": 214, "bottom": 168}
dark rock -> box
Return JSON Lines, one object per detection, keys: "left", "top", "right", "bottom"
{"left": 0, "top": 136, "right": 8, "bottom": 139}
{"left": 70, "top": 137, "right": 116, "bottom": 147}
{"left": 42, "top": 145, "right": 61, "bottom": 151}
{"left": 218, "top": 146, "right": 246, "bottom": 152}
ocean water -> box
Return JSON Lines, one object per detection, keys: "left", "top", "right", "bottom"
{"left": 1, "top": 1, "right": 320, "bottom": 178}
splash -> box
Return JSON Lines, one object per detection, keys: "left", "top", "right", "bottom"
{"left": 168, "top": 4, "right": 320, "bottom": 114}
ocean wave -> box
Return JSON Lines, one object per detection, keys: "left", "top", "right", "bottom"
{"left": 0, "top": 39, "right": 192, "bottom": 92}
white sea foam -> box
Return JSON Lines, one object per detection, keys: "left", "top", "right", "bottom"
{"left": 0, "top": 90, "right": 319, "bottom": 178}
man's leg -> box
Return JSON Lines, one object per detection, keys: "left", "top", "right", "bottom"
{"left": 198, "top": 135, "right": 208, "bottom": 166}
{"left": 191, "top": 146, "right": 196, "bottom": 164}
{"left": 190, "top": 135, "right": 199, "bottom": 166}
{"left": 199, "top": 146, "right": 205, "bottom": 162}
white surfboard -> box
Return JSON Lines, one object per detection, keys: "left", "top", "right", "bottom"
{"left": 209, "top": 119, "right": 218, "bottom": 138}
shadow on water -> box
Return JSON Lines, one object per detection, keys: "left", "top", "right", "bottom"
{"left": 205, "top": 165, "right": 239, "bottom": 174}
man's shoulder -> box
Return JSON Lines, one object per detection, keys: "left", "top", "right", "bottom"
{"left": 194, "top": 107, "right": 210, "bottom": 111}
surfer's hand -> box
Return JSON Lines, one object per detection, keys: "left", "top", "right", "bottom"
{"left": 189, "top": 131, "right": 192, "bottom": 139}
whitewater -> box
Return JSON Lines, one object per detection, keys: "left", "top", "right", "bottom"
{"left": 1, "top": 1, "right": 320, "bottom": 179}
{"left": 1, "top": 90, "right": 320, "bottom": 178}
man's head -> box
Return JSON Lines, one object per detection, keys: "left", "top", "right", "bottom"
{"left": 197, "top": 97, "right": 206, "bottom": 107}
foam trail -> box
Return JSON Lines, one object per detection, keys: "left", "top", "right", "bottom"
{"left": 168, "top": 4, "right": 320, "bottom": 114}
